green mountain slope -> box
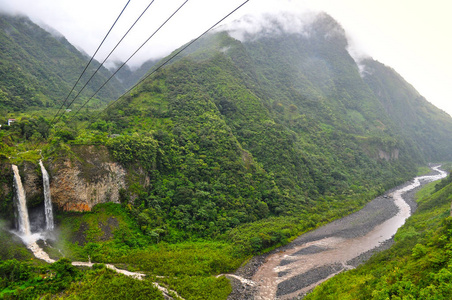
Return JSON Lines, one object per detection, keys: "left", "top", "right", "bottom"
{"left": 114, "top": 59, "right": 158, "bottom": 90}
{"left": 3, "top": 11, "right": 450, "bottom": 245}
{"left": 362, "top": 59, "right": 452, "bottom": 161}
{"left": 0, "top": 13, "right": 124, "bottom": 112}
{"left": 2, "top": 11, "right": 452, "bottom": 300}
{"left": 91, "top": 12, "right": 451, "bottom": 239}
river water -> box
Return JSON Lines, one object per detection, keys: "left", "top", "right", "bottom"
{"left": 251, "top": 165, "right": 447, "bottom": 300}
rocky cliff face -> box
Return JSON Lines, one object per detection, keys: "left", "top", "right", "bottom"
{"left": 378, "top": 149, "right": 400, "bottom": 161}
{"left": 22, "top": 161, "right": 43, "bottom": 207}
{"left": 47, "top": 158, "right": 126, "bottom": 212}
{"left": 0, "top": 145, "right": 140, "bottom": 215}
{"left": 46, "top": 145, "right": 127, "bottom": 212}
{"left": 0, "top": 163, "right": 43, "bottom": 219}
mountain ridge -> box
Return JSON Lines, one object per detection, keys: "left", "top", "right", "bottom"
{"left": 0, "top": 13, "right": 125, "bottom": 112}
{"left": 0, "top": 11, "right": 451, "bottom": 299}
{"left": 87, "top": 11, "right": 446, "bottom": 237}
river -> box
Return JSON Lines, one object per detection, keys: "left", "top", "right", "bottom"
{"left": 228, "top": 165, "right": 447, "bottom": 300}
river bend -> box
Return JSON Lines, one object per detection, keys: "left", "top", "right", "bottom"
{"left": 231, "top": 165, "right": 447, "bottom": 300}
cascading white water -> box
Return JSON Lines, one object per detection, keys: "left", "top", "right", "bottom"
{"left": 10, "top": 164, "right": 149, "bottom": 277}
{"left": 12, "top": 164, "right": 51, "bottom": 261}
{"left": 12, "top": 165, "right": 31, "bottom": 236}
{"left": 39, "top": 160, "right": 54, "bottom": 231}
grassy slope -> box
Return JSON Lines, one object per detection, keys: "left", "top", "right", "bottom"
{"left": 0, "top": 258, "right": 165, "bottom": 300}
{"left": 1, "top": 203, "right": 235, "bottom": 299}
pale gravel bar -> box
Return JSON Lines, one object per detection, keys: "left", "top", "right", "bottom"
{"left": 228, "top": 167, "right": 445, "bottom": 300}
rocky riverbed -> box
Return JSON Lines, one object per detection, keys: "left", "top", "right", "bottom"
{"left": 228, "top": 166, "right": 447, "bottom": 300}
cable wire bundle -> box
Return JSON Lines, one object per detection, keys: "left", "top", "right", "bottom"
{"left": 49, "top": 0, "right": 250, "bottom": 135}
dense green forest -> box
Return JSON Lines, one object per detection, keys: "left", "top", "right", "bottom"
{"left": 114, "top": 59, "right": 158, "bottom": 90}
{"left": 1, "top": 11, "right": 452, "bottom": 299}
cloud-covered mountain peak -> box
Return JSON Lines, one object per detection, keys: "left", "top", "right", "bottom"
{"left": 220, "top": 11, "right": 347, "bottom": 46}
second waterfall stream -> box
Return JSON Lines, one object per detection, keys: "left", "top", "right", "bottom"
{"left": 11, "top": 161, "right": 147, "bottom": 280}
{"left": 39, "top": 160, "right": 54, "bottom": 231}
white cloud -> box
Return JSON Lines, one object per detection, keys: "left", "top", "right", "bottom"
{"left": 0, "top": 0, "right": 451, "bottom": 116}
{"left": 220, "top": 10, "right": 319, "bottom": 42}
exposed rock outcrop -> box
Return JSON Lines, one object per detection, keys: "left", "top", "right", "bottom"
{"left": 378, "top": 149, "right": 399, "bottom": 161}
{"left": 46, "top": 146, "right": 127, "bottom": 212}
{"left": 1, "top": 145, "right": 150, "bottom": 214}
{"left": 22, "top": 161, "right": 43, "bottom": 207}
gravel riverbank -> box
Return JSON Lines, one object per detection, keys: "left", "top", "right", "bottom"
{"left": 228, "top": 167, "right": 446, "bottom": 300}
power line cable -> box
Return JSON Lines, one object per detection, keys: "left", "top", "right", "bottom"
{"left": 52, "top": 0, "right": 157, "bottom": 126}
{"left": 66, "top": 0, "right": 191, "bottom": 123}
{"left": 50, "top": 0, "right": 131, "bottom": 125}
{"left": 87, "top": 0, "right": 250, "bottom": 125}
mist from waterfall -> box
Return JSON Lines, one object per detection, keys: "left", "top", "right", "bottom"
{"left": 39, "top": 160, "right": 54, "bottom": 231}
{"left": 12, "top": 165, "right": 31, "bottom": 236}
{"left": 10, "top": 164, "right": 149, "bottom": 277}
{"left": 11, "top": 163, "right": 54, "bottom": 262}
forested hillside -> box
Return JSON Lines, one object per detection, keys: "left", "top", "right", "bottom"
{"left": 0, "top": 13, "right": 124, "bottom": 112}
{"left": 362, "top": 59, "right": 452, "bottom": 161}
{"left": 87, "top": 12, "right": 452, "bottom": 240}
{"left": 1, "top": 11, "right": 452, "bottom": 299}
{"left": 113, "top": 59, "right": 157, "bottom": 90}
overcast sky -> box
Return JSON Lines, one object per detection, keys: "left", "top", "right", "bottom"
{"left": 1, "top": 0, "right": 451, "bottom": 116}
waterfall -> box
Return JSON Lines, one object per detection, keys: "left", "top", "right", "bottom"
{"left": 11, "top": 163, "right": 149, "bottom": 279}
{"left": 12, "top": 165, "right": 31, "bottom": 236}
{"left": 39, "top": 160, "right": 54, "bottom": 231}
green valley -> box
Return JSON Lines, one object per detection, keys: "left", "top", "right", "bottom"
{"left": 0, "top": 10, "right": 451, "bottom": 300}
{"left": 306, "top": 167, "right": 452, "bottom": 300}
